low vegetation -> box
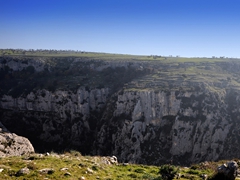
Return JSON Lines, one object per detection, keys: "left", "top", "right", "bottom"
{"left": 0, "top": 151, "right": 239, "bottom": 180}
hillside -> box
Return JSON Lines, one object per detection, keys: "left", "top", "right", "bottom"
{"left": 0, "top": 151, "right": 237, "bottom": 180}
{"left": 1, "top": 49, "right": 240, "bottom": 166}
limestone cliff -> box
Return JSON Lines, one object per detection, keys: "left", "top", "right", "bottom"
{"left": 0, "top": 88, "right": 109, "bottom": 153}
{"left": 95, "top": 89, "right": 239, "bottom": 165}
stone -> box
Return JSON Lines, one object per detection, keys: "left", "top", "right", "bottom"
{"left": 101, "top": 156, "right": 118, "bottom": 165}
{"left": 217, "top": 161, "right": 238, "bottom": 180}
{"left": 110, "top": 155, "right": 118, "bottom": 164}
{"left": 16, "top": 167, "right": 30, "bottom": 176}
{"left": 39, "top": 154, "right": 44, "bottom": 158}
{"left": 64, "top": 172, "right": 71, "bottom": 176}
{"left": 39, "top": 168, "right": 55, "bottom": 174}
{"left": 86, "top": 167, "right": 93, "bottom": 174}
{"left": 60, "top": 167, "right": 68, "bottom": 171}
{"left": 200, "top": 174, "right": 208, "bottom": 180}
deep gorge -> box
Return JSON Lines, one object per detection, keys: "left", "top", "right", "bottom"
{"left": 1, "top": 53, "right": 240, "bottom": 165}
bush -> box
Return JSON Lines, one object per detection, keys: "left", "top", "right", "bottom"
{"left": 25, "top": 66, "right": 35, "bottom": 74}
{"left": 128, "top": 173, "right": 137, "bottom": 178}
{"left": 187, "top": 169, "right": 201, "bottom": 175}
{"left": 142, "top": 174, "right": 163, "bottom": 180}
{"left": 159, "top": 164, "right": 179, "bottom": 180}
{"left": 134, "top": 168, "right": 145, "bottom": 173}
{"left": 208, "top": 173, "right": 230, "bottom": 180}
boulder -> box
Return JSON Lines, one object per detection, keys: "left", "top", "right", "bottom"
{"left": 38, "top": 168, "right": 55, "bottom": 174}
{"left": 0, "top": 122, "right": 34, "bottom": 157}
{"left": 217, "top": 161, "right": 238, "bottom": 180}
{"left": 101, "top": 156, "right": 118, "bottom": 165}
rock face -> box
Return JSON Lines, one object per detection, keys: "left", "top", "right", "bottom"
{"left": 0, "top": 88, "right": 109, "bottom": 153}
{"left": 0, "top": 56, "right": 47, "bottom": 72}
{"left": 95, "top": 89, "right": 239, "bottom": 165}
{"left": 2, "top": 56, "right": 240, "bottom": 165}
{"left": 0, "top": 122, "right": 34, "bottom": 157}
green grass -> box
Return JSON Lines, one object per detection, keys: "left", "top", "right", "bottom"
{"left": 0, "top": 151, "right": 237, "bottom": 180}
{"left": 1, "top": 49, "right": 239, "bottom": 62}
{"left": 0, "top": 152, "right": 161, "bottom": 180}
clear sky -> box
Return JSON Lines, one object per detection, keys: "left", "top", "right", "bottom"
{"left": 0, "top": 0, "right": 240, "bottom": 57}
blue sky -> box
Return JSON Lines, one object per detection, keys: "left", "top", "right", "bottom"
{"left": 0, "top": 0, "right": 240, "bottom": 57}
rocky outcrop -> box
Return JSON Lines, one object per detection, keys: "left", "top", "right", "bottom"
{"left": 217, "top": 161, "right": 238, "bottom": 180}
{"left": 0, "top": 57, "right": 47, "bottom": 72}
{"left": 0, "top": 122, "right": 34, "bottom": 157}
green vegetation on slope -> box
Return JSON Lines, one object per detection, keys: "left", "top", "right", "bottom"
{"left": 0, "top": 152, "right": 161, "bottom": 180}
{"left": 0, "top": 151, "right": 230, "bottom": 180}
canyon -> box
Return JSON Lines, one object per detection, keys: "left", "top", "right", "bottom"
{"left": 1, "top": 51, "right": 240, "bottom": 165}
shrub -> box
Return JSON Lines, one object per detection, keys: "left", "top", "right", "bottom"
{"left": 159, "top": 164, "right": 179, "bottom": 180}
{"left": 187, "top": 169, "right": 201, "bottom": 175}
{"left": 142, "top": 174, "right": 162, "bottom": 180}
{"left": 208, "top": 172, "right": 229, "bottom": 180}
{"left": 128, "top": 173, "right": 137, "bottom": 178}
{"left": 134, "top": 168, "right": 145, "bottom": 173}
{"left": 92, "top": 165, "right": 98, "bottom": 171}
{"left": 27, "top": 162, "right": 37, "bottom": 170}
